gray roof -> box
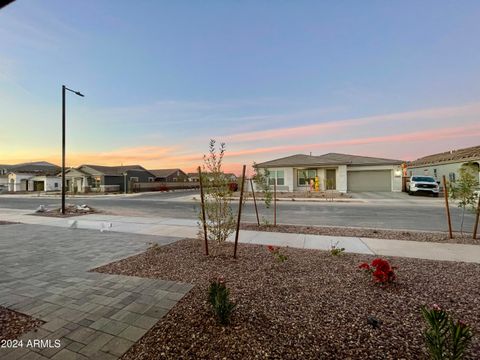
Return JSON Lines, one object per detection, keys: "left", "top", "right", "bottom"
{"left": 4, "top": 161, "right": 60, "bottom": 175}
{"left": 149, "top": 168, "right": 186, "bottom": 178}
{"left": 409, "top": 145, "right": 480, "bottom": 167}
{"left": 256, "top": 153, "right": 403, "bottom": 168}
{"left": 80, "top": 164, "right": 150, "bottom": 176}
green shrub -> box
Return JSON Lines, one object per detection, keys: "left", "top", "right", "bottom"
{"left": 330, "top": 241, "right": 345, "bottom": 256}
{"left": 421, "top": 304, "right": 473, "bottom": 360}
{"left": 208, "top": 277, "right": 236, "bottom": 325}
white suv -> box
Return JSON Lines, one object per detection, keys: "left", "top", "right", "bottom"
{"left": 407, "top": 176, "right": 440, "bottom": 197}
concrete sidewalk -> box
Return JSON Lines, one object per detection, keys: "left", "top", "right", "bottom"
{"left": 1, "top": 208, "right": 479, "bottom": 264}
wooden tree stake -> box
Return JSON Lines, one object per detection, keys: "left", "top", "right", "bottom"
{"left": 443, "top": 175, "right": 453, "bottom": 239}
{"left": 473, "top": 195, "right": 480, "bottom": 240}
{"left": 234, "top": 165, "right": 246, "bottom": 259}
{"left": 250, "top": 178, "right": 260, "bottom": 226}
{"left": 198, "top": 166, "right": 209, "bottom": 255}
{"left": 273, "top": 181, "right": 277, "bottom": 227}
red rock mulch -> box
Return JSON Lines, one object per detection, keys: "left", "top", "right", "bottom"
{"left": 93, "top": 239, "right": 480, "bottom": 359}
{"left": 0, "top": 306, "right": 43, "bottom": 341}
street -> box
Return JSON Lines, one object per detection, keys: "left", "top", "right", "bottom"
{"left": 0, "top": 190, "right": 476, "bottom": 233}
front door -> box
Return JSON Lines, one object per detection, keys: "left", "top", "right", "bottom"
{"left": 326, "top": 169, "right": 336, "bottom": 190}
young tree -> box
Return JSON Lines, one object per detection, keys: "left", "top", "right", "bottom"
{"left": 252, "top": 163, "right": 272, "bottom": 208}
{"left": 198, "top": 140, "right": 236, "bottom": 245}
{"left": 448, "top": 163, "right": 480, "bottom": 234}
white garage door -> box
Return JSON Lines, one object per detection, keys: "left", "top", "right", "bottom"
{"left": 347, "top": 170, "right": 392, "bottom": 192}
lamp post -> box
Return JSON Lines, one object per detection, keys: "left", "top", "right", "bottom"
{"left": 62, "top": 85, "right": 84, "bottom": 215}
{"left": 123, "top": 172, "right": 128, "bottom": 194}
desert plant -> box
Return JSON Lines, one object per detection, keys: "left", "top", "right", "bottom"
{"left": 208, "top": 277, "right": 236, "bottom": 325}
{"left": 267, "top": 245, "right": 288, "bottom": 262}
{"left": 448, "top": 163, "right": 480, "bottom": 234}
{"left": 359, "top": 258, "right": 396, "bottom": 286}
{"left": 421, "top": 304, "right": 473, "bottom": 360}
{"left": 330, "top": 241, "right": 345, "bottom": 256}
{"left": 198, "top": 140, "right": 236, "bottom": 245}
{"left": 261, "top": 216, "right": 270, "bottom": 226}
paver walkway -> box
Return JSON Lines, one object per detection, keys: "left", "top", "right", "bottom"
{"left": 0, "top": 224, "right": 192, "bottom": 360}
{"left": 1, "top": 209, "right": 479, "bottom": 264}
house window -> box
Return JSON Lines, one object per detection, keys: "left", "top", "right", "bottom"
{"left": 298, "top": 169, "right": 316, "bottom": 186}
{"left": 433, "top": 169, "right": 437, "bottom": 178}
{"left": 448, "top": 172, "right": 456, "bottom": 183}
{"left": 276, "top": 170, "right": 284, "bottom": 185}
{"left": 54, "top": 183, "right": 58, "bottom": 188}
{"left": 148, "top": 177, "right": 154, "bottom": 182}
{"left": 130, "top": 177, "right": 139, "bottom": 182}
{"left": 267, "top": 170, "right": 284, "bottom": 186}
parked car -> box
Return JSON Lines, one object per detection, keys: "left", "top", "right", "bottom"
{"left": 407, "top": 176, "right": 440, "bottom": 196}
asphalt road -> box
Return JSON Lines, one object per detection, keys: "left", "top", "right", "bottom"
{"left": 0, "top": 190, "right": 476, "bottom": 233}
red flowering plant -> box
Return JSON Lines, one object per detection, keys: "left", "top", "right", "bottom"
{"left": 267, "top": 245, "right": 287, "bottom": 263}
{"left": 359, "top": 258, "right": 396, "bottom": 286}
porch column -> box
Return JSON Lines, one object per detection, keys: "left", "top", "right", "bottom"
{"left": 337, "top": 165, "right": 347, "bottom": 193}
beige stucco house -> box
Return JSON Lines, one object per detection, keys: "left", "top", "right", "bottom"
{"left": 255, "top": 153, "right": 403, "bottom": 193}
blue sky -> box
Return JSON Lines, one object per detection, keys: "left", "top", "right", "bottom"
{"left": 1, "top": 0, "right": 480, "bottom": 174}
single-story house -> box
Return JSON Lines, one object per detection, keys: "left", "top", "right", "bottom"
{"left": 187, "top": 172, "right": 199, "bottom": 182}
{"left": 63, "top": 164, "right": 155, "bottom": 193}
{"left": 8, "top": 173, "right": 61, "bottom": 192}
{"left": 5, "top": 161, "right": 61, "bottom": 192}
{"left": 149, "top": 168, "right": 189, "bottom": 182}
{"left": 407, "top": 145, "right": 480, "bottom": 183}
{"left": 255, "top": 153, "right": 404, "bottom": 193}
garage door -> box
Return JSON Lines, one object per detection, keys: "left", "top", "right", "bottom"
{"left": 347, "top": 170, "right": 392, "bottom": 192}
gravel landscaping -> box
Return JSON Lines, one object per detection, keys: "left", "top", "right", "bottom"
{"left": 241, "top": 223, "right": 480, "bottom": 245}
{"left": 31, "top": 203, "right": 99, "bottom": 218}
{"left": 93, "top": 239, "right": 479, "bottom": 359}
{"left": 0, "top": 306, "right": 43, "bottom": 341}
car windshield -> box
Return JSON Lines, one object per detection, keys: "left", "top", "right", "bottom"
{"left": 412, "top": 176, "right": 436, "bottom": 182}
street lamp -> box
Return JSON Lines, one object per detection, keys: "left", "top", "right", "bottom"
{"left": 62, "top": 85, "right": 84, "bottom": 215}
{"left": 123, "top": 172, "right": 127, "bottom": 194}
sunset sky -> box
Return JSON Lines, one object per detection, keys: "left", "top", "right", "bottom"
{"left": 1, "top": 1, "right": 480, "bottom": 175}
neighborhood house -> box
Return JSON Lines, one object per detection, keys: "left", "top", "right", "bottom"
{"left": 63, "top": 165, "right": 155, "bottom": 193}
{"left": 149, "top": 169, "right": 189, "bottom": 182}
{"left": 255, "top": 153, "right": 403, "bottom": 193}
{"left": 4, "top": 162, "right": 61, "bottom": 192}
{"left": 407, "top": 145, "right": 480, "bottom": 184}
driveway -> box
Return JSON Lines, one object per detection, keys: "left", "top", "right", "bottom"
{"left": 349, "top": 191, "right": 442, "bottom": 202}
{"left": 0, "top": 224, "right": 192, "bottom": 359}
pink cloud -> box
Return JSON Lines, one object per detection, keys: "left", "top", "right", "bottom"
{"left": 225, "top": 102, "right": 480, "bottom": 143}
{"left": 223, "top": 123, "right": 480, "bottom": 160}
